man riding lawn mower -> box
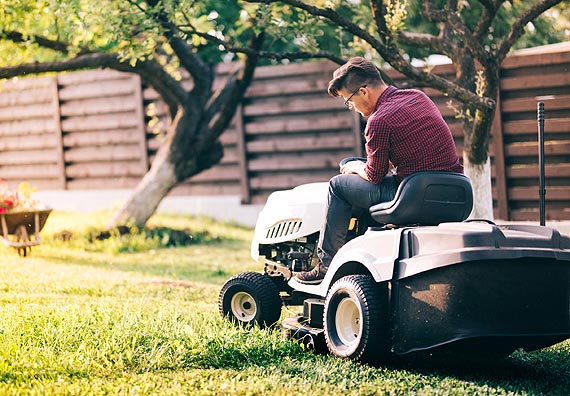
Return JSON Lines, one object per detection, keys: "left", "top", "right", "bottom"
{"left": 219, "top": 58, "right": 570, "bottom": 363}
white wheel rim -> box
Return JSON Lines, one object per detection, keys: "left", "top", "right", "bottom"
{"left": 231, "top": 291, "right": 257, "bottom": 322}
{"left": 335, "top": 297, "right": 362, "bottom": 346}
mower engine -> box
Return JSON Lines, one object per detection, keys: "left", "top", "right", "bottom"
{"left": 261, "top": 237, "right": 318, "bottom": 279}
{"left": 250, "top": 182, "right": 329, "bottom": 280}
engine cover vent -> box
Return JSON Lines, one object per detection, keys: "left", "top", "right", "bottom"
{"left": 266, "top": 220, "right": 303, "bottom": 239}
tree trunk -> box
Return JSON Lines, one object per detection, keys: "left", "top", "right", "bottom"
{"left": 107, "top": 108, "right": 207, "bottom": 228}
{"left": 463, "top": 155, "right": 494, "bottom": 220}
{"left": 107, "top": 99, "right": 225, "bottom": 228}
{"left": 108, "top": 150, "right": 179, "bottom": 227}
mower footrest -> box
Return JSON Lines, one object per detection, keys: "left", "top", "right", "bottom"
{"left": 303, "top": 298, "right": 325, "bottom": 328}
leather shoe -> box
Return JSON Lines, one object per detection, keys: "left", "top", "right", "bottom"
{"left": 295, "top": 263, "right": 328, "bottom": 284}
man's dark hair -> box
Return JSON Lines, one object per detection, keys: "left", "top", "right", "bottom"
{"left": 328, "top": 57, "right": 383, "bottom": 97}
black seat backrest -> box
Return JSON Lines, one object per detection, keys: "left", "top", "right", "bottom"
{"left": 369, "top": 172, "right": 473, "bottom": 226}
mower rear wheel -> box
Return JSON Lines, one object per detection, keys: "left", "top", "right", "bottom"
{"left": 324, "top": 275, "right": 389, "bottom": 362}
{"left": 219, "top": 271, "right": 282, "bottom": 328}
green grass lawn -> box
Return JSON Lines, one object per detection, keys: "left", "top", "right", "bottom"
{"left": 0, "top": 211, "right": 568, "bottom": 395}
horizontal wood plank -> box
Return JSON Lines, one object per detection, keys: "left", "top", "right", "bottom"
{"left": 1, "top": 75, "right": 55, "bottom": 91}
{"left": 502, "top": 48, "right": 570, "bottom": 69}
{"left": 509, "top": 209, "right": 570, "bottom": 222}
{"left": 170, "top": 183, "right": 241, "bottom": 196}
{"left": 65, "top": 162, "right": 146, "bottom": 178}
{"left": 0, "top": 134, "right": 58, "bottom": 150}
{"left": 189, "top": 166, "right": 241, "bottom": 183}
{"left": 500, "top": 72, "right": 570, "bottom": 91}
{"left": 249, "top": 173, "right": 334, "bottom": 190}
{"left": 64, "top": 145, "right": 143, "bottom": 162}
{"left": 66, "top": 177, "right": 141, "bottom": 189}
{"left": 58, "top": 79, "right": 136, "bottom": 101}
{"left": 0, "top": 149, "right": 59, "bottom": 165}
{"left": 0, "top": 178, "right": 62, "bottom": 190}
{"left": 0, "top": 119, "right": 58, "bottom": 136}
{"left": 247, "top": 134, "right": 355, "bottom": 153}
{"left": 248, "top": 152, "right": 349, "bottom": 172}
{"left": 0, "top": 87, "right": 54, "bottom": 107}
{"left": 61, "top": 114, "right": 140, "bottom": 132}
{"left": 507, "top": 164, "right": 570, "bottom": 179}
{"left": 63, "top": 129, "right": 143, "bottom": 147}
{"left": 246, "top": 77, "right": 329, "bottom": 97}
{"left": 508, "top": 186, "right": 570, "bottom": 201}
{"left": 0, "top": 103, "right": 55, "bottom": 122}
{"left": 0, "top": 163, "right": 61, "bottom": 179}
{"left": 505, "top": 141, "right": 570, "bottom": 157}
{"left": 251, "top": 61, "right": 337, "bottom": 80}
{"left": 244, "top": 96, "right": 343, "bottom": 116}
{"left": 504, "top": 118, "right": 570, "bottom": 135}
{"left": 501, "top": 95, "right": 570, "bottom": 113}
{"left": 60, "top": 96, "right": 139, "bottom": 117}
{"left": 246, "top": 114, "right": 354, "bottom": 135}
{"left": 57, "top": 69, "right": 132, "bottom": 85}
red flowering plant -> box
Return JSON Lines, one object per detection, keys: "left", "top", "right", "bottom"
{"left": 0, "top": 179, "right": 43, "bottom": 214}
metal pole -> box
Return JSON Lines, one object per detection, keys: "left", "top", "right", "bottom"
{"left": 537, "top": 102, "right": 546, "bottom": 226}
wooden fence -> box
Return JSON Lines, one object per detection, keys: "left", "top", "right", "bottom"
{"left": 150, "top": 61, "right": 362, "bottom": 203}
{"left": 0, "top": 44, "right": 569, "bottom": 220}
{"left": 0, "top": 70, "right": 147, "bottom": 191}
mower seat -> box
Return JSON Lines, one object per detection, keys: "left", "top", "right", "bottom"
{"left": 369, "top": 172, "right": 473, "bottom": 226}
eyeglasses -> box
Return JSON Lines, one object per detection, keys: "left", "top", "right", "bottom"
{"left": 344, "top": 85, "right": 366, "bottom": 107}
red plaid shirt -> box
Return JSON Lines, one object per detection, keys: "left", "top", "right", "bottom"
{"left": 364, "top": 86, "right": 463, "bottom": 184}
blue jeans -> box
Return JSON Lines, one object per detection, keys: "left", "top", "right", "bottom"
{"left": 318, "top": 174, "right": 399, "bottom": 267}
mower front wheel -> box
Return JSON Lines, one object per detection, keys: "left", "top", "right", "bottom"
{"left": 219, "top": 272, "right": 282, "bottom": 328}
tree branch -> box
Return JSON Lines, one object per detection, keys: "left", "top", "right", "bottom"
{"left": 0, "top": 52, "right": 187, "bottom": 116}
{"left": 473, "top": 0, "right": 502, "bottom": 39}
{"left": 182, "top": 28, "right": 346, "bottom": 64}
{"left": 207, "top": 31, "right": 265, "bottom": 144}
{"left": 0, "top": 30, "right": 86, "bottom": 55}
{"left": 127, "top": 0, "right": 211, "bottom": 90}
{"left": 423, "top": 2, "right": 489, "bottom": 64}
{"left": 496, "top": 0, "right": 564, "bottom": 63}
{"left": 247, "top": 0, "right": 494, "bottom": 110}
{"left": 397, "top": 31, "right": 456, "bottom": 57}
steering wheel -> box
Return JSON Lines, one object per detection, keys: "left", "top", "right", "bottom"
{"left": 339, "top": 157, "right": 367, "bottom": 167}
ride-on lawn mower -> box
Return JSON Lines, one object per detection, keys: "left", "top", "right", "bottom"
{"left": 219, "top": 104, "right": 570, "bottom": 363}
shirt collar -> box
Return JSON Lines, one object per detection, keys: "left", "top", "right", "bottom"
{"left": 374, "top": 85, "right": 397, "bottom": 111}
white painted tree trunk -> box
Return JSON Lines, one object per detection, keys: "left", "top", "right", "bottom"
{"left": 463, "top": 155, "right": 494, "bottom": 220}
{"left": 108, "top": 154, "right": 178, "bottom": 227}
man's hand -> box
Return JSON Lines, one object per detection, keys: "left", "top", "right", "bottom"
{"left": 340, "top": 160, "right": 369, "bottom": 181}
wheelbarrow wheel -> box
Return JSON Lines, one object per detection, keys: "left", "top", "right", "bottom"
{"left": 15, "top": 225, "right": 31, "bottom": 257}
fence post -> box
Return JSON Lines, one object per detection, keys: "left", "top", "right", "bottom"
{"left": 52, "top": 76, "right": 67, "bottom": 190}
{"left": 491, "top": 86, "right": 509, "bottom": 220}
{"left": 235, "top": 104, "right": 251, "bottom": 204}
{"left": 132, "top": 74, "right": 150, "bottom": 174}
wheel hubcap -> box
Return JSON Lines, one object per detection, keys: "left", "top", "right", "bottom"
{"left": 231, "top": 291, "right": 257, "bottom": 321}
{"left": 335, "top": 297, "right": 362, "bottom": 346}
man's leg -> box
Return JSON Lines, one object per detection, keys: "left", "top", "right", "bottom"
{"left": 296, "top": 174, "right": 398, "bottom": 284}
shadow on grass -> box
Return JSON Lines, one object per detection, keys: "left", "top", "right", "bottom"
{"left": 184, "top": 331, "right": 570, "bottom": 395}
{"left": 388, "top": 346, "right": 570, "bottom": 395}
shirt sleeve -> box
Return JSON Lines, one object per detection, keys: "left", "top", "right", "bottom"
{"left": 364, "top": 116, "right": 391, "bottom": 184}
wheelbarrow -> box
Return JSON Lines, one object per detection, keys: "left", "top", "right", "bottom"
{"left": 0, "top": 209, "right": 52, "bottom": 257}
